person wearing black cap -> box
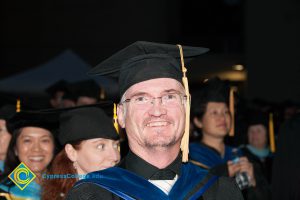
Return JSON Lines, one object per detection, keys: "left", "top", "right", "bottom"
{"left": 240, "top": 111, "right": 273, "bottom": 184}
{"left": 0, "top": 105, "right": 15, "bottom": 173}
{"left": 0, "top": 111, "right": 58, "bottom": 200}
{"left": 66, "top": 41, "right": 243, "bottom": 200}
{"left": 42, "top": 104, "right": 120, "bottom": 200}
{"left": 68, "top": 79, "right": 102, "bottom": 106}
{"left": 189, "top": 77, "right": 269, "bottom": 200}
{"left": 45, "top": 80, "right": 68, "bottom": 108}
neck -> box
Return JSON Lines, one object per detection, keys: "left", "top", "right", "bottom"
{"left": 202, "top": 134, "right": 225, "bottom": 155}
{"left": 130, "top": 143, "right": 180, "bottom": 169}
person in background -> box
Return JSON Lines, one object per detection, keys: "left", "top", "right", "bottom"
{"left": 240, "top": 111, "right": 273, "bottom": 183}
{"left": 189, "top": 77, "right": 269, "bottom": 200}
{"left": 0, "top": 105, "right": 15, "bottom": 174}
{"left": 42, "top": 104, "right": 120, "bottom": 199}
{"left": 69, "top": 80, "right": 103, "bottom": 106}
{"left": 271, "top": 111, "right": 300, "bottom": 200}
{"left": 0, "top": 111, "right": 58, "bottom": 200}
{"left": 66, "top": 41, "right": 243, "bottom": 200}
{"left": 45, "top": 80, "right": 68, "bottom": 109}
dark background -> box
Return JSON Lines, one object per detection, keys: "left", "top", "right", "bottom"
{"left": 1, "top": 0, "right": 300, "bottom": 103}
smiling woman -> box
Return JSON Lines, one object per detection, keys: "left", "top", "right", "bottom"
{"left": 0, "top": 111, "right": 58, "bottom": 200}
{"left": 42, "top": 103, "right": 120, "bottom": 200}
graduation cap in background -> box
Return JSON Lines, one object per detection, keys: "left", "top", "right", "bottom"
{"left": 7, "top": 110, "right": 59, "bottom": 135}
{"left": 42, "top": 102, "right": 119, "bottom": 145}
{"left": 88, "top": 41, "right": 209, "bottom": 162}
{"left": 246, "top": 111, "right": 269, "bottom": 129}
{"left": 0, "top": 105, "right": 16, "bottom": 121}
{"left": 192, "top": 77, "right": 230, "bottom": 108}
{"left": 67, "top": 79, "right": 102, "bottom": 100}
{"left": 45, "top": 80, "right": 68, "bottom": 98}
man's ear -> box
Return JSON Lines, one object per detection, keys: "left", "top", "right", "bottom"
{"left": 117, "top": 104, "right": 125, "bottom": 128}
{"left": 65, "top": 144, "right": 78, "bottom": 162}
{"left": 193, "top": 117, "right": 203, "bottom": 129}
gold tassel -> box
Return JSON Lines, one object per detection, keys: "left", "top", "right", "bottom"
{"left": 16, "top": 98, "right": 21, "bottom": 113}
{"left": 269, "top": 113, "right": 276, "bottom": 153}
{"left": 229, "top": 87, "right": 237, "bottom": 137}
{"left": 177, "top": 44, "right": 190, "bottom": 163}
{"left": 100, "top": 87, "right": 106, "bottom": 100}
{"left": 113, "top": 103, "right": 119, "bottom": 134}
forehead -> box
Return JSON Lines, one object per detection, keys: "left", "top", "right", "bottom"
{"left": 125, "top": 78, "right": 184, "bottom": 96}
{"left": 206, "top": 102, "right": 228, "bottom": 109}
{"left": 249, "top": 124, "right": 266, "bottom": 130}
{"left": 19, "top": 127, "right": 52, "bottom": 137}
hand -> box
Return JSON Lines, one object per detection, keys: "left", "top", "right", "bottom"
{"left": 227, "top": 160, "right": 240, "bottom": 177}
{"left": 238, "top": 157, "right": 256, "bottom": 187}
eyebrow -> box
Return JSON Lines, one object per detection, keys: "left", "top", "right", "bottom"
{"left": 91, "top": 138, "right": 105, "bottom": 143}
{"left": 128, "top": 89, "right": 182, "bottom": 98}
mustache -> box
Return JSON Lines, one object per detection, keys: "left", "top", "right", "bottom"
{"left": 143, "top": 116, "right": 174, "bottom": 126}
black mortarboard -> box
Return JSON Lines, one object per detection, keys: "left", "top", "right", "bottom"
{"left": 68, "top": 79, "right": 101, "bottom": 99}
{"left": 45, "top": 80, "right": 68, "bottom": 97}
{"left": 58, "top": 104, "right": 119, "bottom": 145}
{"left": 7, "top": 111, "right": 59, "bottom": 134}
{"left": 192, "top": 77, "right": 230, "bottom": 112}
{"left": 0, "top": 104, "right": 16, "bottom": 120}
{"left": 247, "top": 111, "right": 268, "bottom": 128}
{"left": 88, "top": 41, "right": 209, "bottom": 96}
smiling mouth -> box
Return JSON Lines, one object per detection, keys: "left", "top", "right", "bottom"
{"left": 146, "top": 121, "right": 170, "bottom": 127}
{"left": 28, "top": 156, "right": 45, "bottom": 162}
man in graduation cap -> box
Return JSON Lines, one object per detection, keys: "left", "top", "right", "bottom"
{"left": 66, "top": 41, "right": 243, "bottom": 200}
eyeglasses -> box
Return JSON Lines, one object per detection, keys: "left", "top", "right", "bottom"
{"left": 121, "top": 93, "right": 187, "bottom": 107}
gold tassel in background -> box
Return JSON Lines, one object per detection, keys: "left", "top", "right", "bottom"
{"left": 269, "top": 113, "right": 276, "bottom": 153}
{"left": 229, "top": 87, "right": 237, "bottom": 137}
{"left": 16, "top": 98, "right": 21, "bottom": 113}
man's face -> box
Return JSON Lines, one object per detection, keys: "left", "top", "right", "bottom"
{"left": 118, "top": 78, "right": 186, "bottom": 150}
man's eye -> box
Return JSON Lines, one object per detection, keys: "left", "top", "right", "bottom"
{"left": 166, "top": 94, "right": 177, "bottom": 99}
{"left": 134, "top": 96, "right": 147, "bottom": 102}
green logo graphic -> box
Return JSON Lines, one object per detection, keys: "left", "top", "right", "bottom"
{"left": 8, "top": 162, "right": 36, "bottom": 190}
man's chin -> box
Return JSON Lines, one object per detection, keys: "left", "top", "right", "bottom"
{"left": 144, "top": 138, "right": 177, "bottom": 148}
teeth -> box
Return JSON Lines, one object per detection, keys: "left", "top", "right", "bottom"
{"left": 29, "top": 156, "right": 44, "bottom": 161}
{"left": 146, "top": 122, "right": 168, "bottom": 127}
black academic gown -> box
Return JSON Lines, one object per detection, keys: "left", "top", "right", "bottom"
{"left": 66, "top": 151, "right": 243, "bottom": 200}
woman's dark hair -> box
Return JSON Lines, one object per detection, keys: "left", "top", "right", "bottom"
{"left": 42, "top": 140, "right": 83, "bottom": 200}
{"left": 0, "top": 127, "right": 59, "bottom": 186}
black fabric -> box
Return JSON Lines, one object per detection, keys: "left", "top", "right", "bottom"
{"left": 123, "top": 151, "right": 180, "bottom": 180}
{"left": 65, "top": 80, "right": 100, "bottom": 99}
{"left": 88, "top": 41, "right": 209, "bottom": 96}
{"left": 0, "top": 105, "right": 15, "bottom": 121}
{"left": 271, "top": 113, "right": 300, "bottom": 200}
{"left": 58, "top": 105, "right": 119, "bottom": 145}
{"left": 7, "top": 110, "right": 59, "bottom": 134}
{"left": 241, "top": 146, "right": 273, "bottom": 184}
{"left": 246, "top": 111, "right": 269, "bottom": 130}
{"left": 45, "top": 80, "right": 68, "bottom": 97}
